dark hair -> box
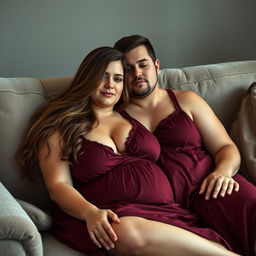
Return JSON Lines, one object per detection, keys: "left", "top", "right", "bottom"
{"left": 18, "top": 47, "right": 128, "bottom": 176}
{"left": 114, "top": 35, "right": 157, "bottom": 62}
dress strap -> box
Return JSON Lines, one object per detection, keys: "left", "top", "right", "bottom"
{"left": 166, "top": 89, "right": 182, "bottom": 111}
{"left": 119, "top": 109, "right": 133, "bottom": 121}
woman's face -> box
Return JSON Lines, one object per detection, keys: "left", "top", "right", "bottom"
{"left": 91, "top": 60, "right": 124, "bottom": 109}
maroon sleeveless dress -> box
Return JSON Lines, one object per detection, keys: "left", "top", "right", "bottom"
{"left": 52, "top": 109, "right": 231, "bottom": 255}
{"left": 152, "top": 89, "right": 256, "bottom": 255}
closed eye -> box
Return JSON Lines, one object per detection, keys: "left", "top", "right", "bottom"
{"left": 139, "top": 63, "right": 148, "bottom": 68}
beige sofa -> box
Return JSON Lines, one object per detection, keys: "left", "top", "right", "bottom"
{"left": 0, "top": 60, "right": 256, "bottom": 256}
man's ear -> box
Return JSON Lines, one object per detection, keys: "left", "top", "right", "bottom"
{"left": 155, "top": 59, "right": 160, "bottom": 72}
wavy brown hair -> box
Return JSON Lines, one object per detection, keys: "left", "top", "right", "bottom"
{"left": 18, "top": 47, "right": 128, "bottom": 177}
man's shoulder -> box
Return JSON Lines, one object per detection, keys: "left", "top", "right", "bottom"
{"left": 173, "top": 89, "right": 199, "bottom": 99}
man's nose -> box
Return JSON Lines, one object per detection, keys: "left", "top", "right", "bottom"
{"left": 133, "top": 67, "right": 142, "bottom": 77}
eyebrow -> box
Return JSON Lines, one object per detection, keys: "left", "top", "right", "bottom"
{"left": 126, "top": 58, "right": 149, "bottom": 67}
{"left": 105, "top": 72, "right": 124, "bottom": 77}
{"left": 137, "top": 58, "right": 149, "bottom": 63}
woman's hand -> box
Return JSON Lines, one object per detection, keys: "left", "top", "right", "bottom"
{"left": 199, "top": 171, "right": 239, "bottom": 200}
{"left": 85, "top": 207, "right": 120, "bottom": 250}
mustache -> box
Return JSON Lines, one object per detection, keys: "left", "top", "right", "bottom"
{"left": 132, "top": 76, "right": 149, "bottom": 84}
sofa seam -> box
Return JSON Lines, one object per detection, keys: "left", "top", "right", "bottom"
{"left": 170, "top": 70, "right": 256, "bottom": 86}
{"left": 0, "top": 91, "right": 47, "bottom": 98}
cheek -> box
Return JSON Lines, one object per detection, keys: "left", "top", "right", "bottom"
{"left": 116, "top": 84, "right": 124, "bottom": 96}
{"left": 90, "top": 90, "right": 102, "bottom": 104}
{"left": 148, "top": 71, "right": 157, "bottom": 83}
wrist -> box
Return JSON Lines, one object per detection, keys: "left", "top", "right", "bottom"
{"left": 213, "top": 167, "right": 234, "bottom": 177}
{"left": 83, "top": 205, "right": 98, "bottom": 221}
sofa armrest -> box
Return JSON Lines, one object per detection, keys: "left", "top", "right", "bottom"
{"left": 0, "top": 183, "right": 43, "bottom": 256}
{"left": 16, "top": 199, "right": 53, "bottom": 231}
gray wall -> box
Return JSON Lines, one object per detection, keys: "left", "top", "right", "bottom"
{"left": 1, "top": 0, "right": 256, "bottom": 78}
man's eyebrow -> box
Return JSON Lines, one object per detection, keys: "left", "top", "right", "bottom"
{"left": 137, "top": 58, "right": 149, "bottom": 63}
{"left": 126, "top": 58, "right": 149, "bottom": 67}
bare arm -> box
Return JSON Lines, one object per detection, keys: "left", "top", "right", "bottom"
{"left": 178, "top": 91, "right": 240, "bottom": 200}
{"left": 38, "top": 132, "right": 119, "bottom": 250}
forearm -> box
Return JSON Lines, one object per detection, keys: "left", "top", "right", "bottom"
{"left": 49, "top": 183, "right": 97, "bottom": 221}
{"left": 214, "top": 144, "right": 241, "bottom": 177}
{"left": 48, "top": 182, "right": 121, "bottom": 251}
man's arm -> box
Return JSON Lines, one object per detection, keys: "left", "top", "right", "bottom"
{"left": 177, "top": 91, "right": 240, "bottom": 200}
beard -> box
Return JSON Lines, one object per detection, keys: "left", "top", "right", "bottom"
{"left": 130, "top": 74, "right": 158, "bottom": 98}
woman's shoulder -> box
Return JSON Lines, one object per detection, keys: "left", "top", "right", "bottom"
{"left": 38, "top": 131, "right": 64, "bottom": 156}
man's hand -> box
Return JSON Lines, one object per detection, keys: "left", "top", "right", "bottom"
{"left": 199, "top": 172, "right": 239, "bottom": 200}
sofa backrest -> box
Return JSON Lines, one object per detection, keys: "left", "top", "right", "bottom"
{"left": 0, "top": 78, "right": 51, "bottom": 209}
{"left": 158, "top": 60, "right": 256, "bottom": 131}
{"left": 40, "top": 61, "right": 256, "bottom": 131}
{"left": 0, "top": 60, "right": 256, "bottom": 209}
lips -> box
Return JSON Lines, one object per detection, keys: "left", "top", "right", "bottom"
{"left": 101, "top": 92, "right": 115, "bottom": 97}
{"left": 134, "top": 80, "right": 145, "bottom": 85}
{"left": 132, "top": 78, "right": 144, "bottom": 87}
{"left": 132, "top": 78, "right": 147, "bottom": 87}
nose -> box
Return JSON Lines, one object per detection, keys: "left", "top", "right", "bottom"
{"left": 104, "top": 77, "right": 114, "bottom": 89}
{"left": 130, "top": 66, "right": 142, "bottom": 78}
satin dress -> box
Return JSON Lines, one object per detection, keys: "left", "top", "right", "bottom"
{"left": 52, "top": 108, "right": 231, "bottom": 255}
{"left": 139, "top": 89, "right": 256, "bottom": 255}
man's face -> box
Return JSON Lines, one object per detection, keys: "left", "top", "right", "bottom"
{"left": 124, "top": 45, "right": 160, "bottom": 98}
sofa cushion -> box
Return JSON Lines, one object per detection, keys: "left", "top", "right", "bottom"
{"left": 17, "top": 199, "right": 53, "bottom": 231}
{"left": 0, "top": 240, "right": 26, "bottom": 256}
{"left": 42, "top": 233, "right": 85, "bottom": 256}
{"left": 158, "top": 61, "right": 256, "bottom": 131}
{"left": 0, "top": 182, "right": 43, "bottom": 256}
{"left": 231, "top": 82, "right": 256, "bottom": 184}
{"left": 39, "top": 61, "right": 256, "bottom": 132}
{"left": 0, "top": 78, "right": 51, "bottom": 210}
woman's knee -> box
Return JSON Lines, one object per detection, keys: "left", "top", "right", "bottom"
{"left": 111, "top": 217, "right": 147, "bottom": 255}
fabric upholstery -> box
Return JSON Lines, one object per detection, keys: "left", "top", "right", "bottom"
{"left": 17, "top": 199, "right": 53, "bottom": 231}
{"left": 0, "top": 240, "right": 26, "bottom": 256}
{"left": 40, "top": 61, "right": 256, "bottom": 131}
{"left": 158, "top": 61, "right": 256, "bottom": 131}
{"left": 0, "top": 183, "right": 43, "bottom": 256}
{"left": 1, "top": 60, "right": 256, "bottom": 255}
{"left": 42, "top": 233, "right": 84, "bottom": 256}
{"left": 0, "top": 78, "right": 51, "bottom": 210}
{"left": 231, "top": 82, "right": 256, "bottom": 184}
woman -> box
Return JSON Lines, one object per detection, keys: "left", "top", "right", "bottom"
{"left": 18, "top": 47, "right": 239, "bottom": 256}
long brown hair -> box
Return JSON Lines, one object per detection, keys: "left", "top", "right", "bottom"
{"left": 18, "top": 47, "right": 128, "bottom": 176}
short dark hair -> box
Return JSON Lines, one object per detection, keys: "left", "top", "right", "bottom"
{"left": 114, "top": 35, "right": 157, "bottom": 62}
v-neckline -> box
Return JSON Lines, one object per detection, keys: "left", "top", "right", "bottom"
{"left": 123, "top": 89, "right": 194, "bottom": 134}
{"left": 83, "top": 117, "right": 136, "bottom": 156}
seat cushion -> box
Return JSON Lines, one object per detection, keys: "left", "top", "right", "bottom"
{"left": 42, "top": 233, "right": 85, "bottom": 256}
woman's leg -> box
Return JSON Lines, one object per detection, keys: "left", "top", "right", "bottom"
{"left": 110, "top": 216, "right": 240, "bottom": 256}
